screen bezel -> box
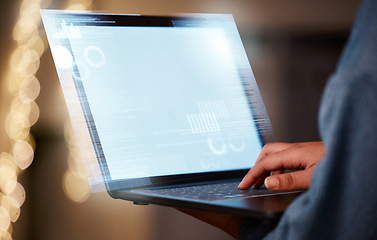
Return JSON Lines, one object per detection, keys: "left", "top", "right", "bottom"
{"left": 41, "top": 10, "right": 274, "bottom": 191}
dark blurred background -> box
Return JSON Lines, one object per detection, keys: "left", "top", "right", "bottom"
{"left": 0, "top": 0, "right": 362, "bottom": 239}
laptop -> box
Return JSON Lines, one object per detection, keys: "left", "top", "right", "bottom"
{"left": 41, "top": 10, "right": 300, "bottom": 219}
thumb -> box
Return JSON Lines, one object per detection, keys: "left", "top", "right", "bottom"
{"left": 264, "top": 170, "right": 312, "bottom": 191}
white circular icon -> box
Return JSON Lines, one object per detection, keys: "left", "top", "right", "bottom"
{"left": 84, "top": 46, "right": 106, "bottom": 68}
{"left": 51, "top": 45, "right": 73, "bottom": 69}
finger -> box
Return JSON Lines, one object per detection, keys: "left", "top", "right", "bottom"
{"left": 253, "top": 169, "right": 284, "bottom": 188}
{"left": 251, "top": 169, "right": 283, "bottom": 189}
{"left": 239, "top": 147, "right": 307, "bottom": 189}
{"left": 238, "top": 143, "right": 292, "bottom": 190}
{"left": 271, "top": 169, "right": 284, "bottom": 176}
{"left": 254, "top": 142, "right": 292, "bottom": 165}
{"left": 264, "top": 168, "right": 314, "bottom": 191}
{"left": 252, "top": 172, "right": 267, "bottom": 188}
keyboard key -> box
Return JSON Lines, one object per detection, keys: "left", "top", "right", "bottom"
{"left": 131, "top": 180, "right": 276, "bottom": 201}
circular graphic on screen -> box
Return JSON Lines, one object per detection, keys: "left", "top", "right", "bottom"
{"left": 200, "top": 158, "right": 210, "bottom": 169}
{"left": 208, "top": 138, "right": 227, "bottom": 155}
{"left": 229, "top": 137, "right": 246, "bottom": 152}
{"left": 210, "top": 157, "right": 220, "bottom": 168}
{"left": 84, "top": 46, "right": 106, "bottom": 68}
{"left": 51, "top": 45, "right": 73, "bottom": 69}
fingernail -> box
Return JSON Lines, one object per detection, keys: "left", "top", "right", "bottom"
{"left": 265, "top": 177, "right": 279, "bottom": 189}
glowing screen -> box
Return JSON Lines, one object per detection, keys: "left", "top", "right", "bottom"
{"left": 41, "top": 11, "right": 273, "bottom": 191}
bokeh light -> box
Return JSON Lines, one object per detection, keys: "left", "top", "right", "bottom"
{"left": 4, "top": 181, "right": 26, "bottom": 210}
{"left": 63, "top": 119, "right": 92, "bottom": 202}
{"left": 0, "top": 165, "right": 17, "bottom": 194}
{"left": 60, "top": 0, "right": 95, "bottom": 204}
{"left": 10, "top": 47, "right": 40, "bottom": 77}
{"left": 2, "top": 0, "right": 95, "bottom": 237}
{"left": 25, "top": 34, "right": 46, "bottom": 57}
{"left": 0, "top": 206, "right": 11, "bottom": 232}
{"left": 1, "top": 0, "right": 52, "bottom": 238}
{"left": 19, "top": 75, "right": 41, "bottom": 103}
{"left": 13, "top": 140, "right": 34, "bottom": 170}
{"left": 0, "top": 229, "right": 12, "bottom": 240}
{"left": 1, "top": 194, "right": 21, "bottom": 222}
{"left": 62, "top": 171, "right": 91, "bottom": 203}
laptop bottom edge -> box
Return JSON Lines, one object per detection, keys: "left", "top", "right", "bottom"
{"left": 109, "top": 189, "right": 302, "bottom": 219}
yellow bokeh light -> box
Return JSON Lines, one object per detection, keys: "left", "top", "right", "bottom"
{"left": 13, "top": 16, "right": 39, "bottom": 43}
{"left": 25, "top": 34, "right": 45, "bottom": 57}
{"left": 3, "top": 181, "right": 17, "bottom": 197}
{"left": 67, "top": 0, "right": 93, "bottom": 8}
{"left": 5, "top": 98, "right": 39, "bottom": 130}
{"left": 40, "top": 0, "right": 52, "bottom": 8}
{"left": 65, "top": 0, "right": 94, "bottom": 11}
{"left": 5, "top": 112, "right": 30, "bottom": 140}
{"left": 63, "top": 120, "right": 78, "bottom": 150}
{"left": 7, "top": 125, "right": 30, "bottom": 141}
{"left": 60, "top": 0, "right": 95, "bottom": 204}
{"left": 10, "top": 47, "right": 40, "bottom": 77}
{"left": 22, "top": 133, "right": 36, "bottom": 152}
{"left": 0, "top": 165, "right": 17, "bottom": 194}
{"left": 19, "top": 75, "right": 41, "bottom": 103}
{"left": 0, "top": 154, "right": 17, "bottom": 171}
{"left": 21, "top": 134, "right": 36, "bottom": 151}
{"left": 62, "top": 172, "right": 91, "bottom": 203}
{"left": 1, "top": 0, "right": 54, "bottom": 238}
{"left": 0, "top": 195, "right": 21, "bottom": 223}
{"left": 6, "top": 222, "right": 13, "bottom": 236}
{"left": 27, "top": 101, "right": 40, "bottom": 127}
{"left": 10, "top": 97, "right": 30, "bottom": 114}
{"left": 67, "top": 153, "right": 85, "bottom": 173}
{"left": 7, "top": 109, "right": 29, "bottom": 129}
{"left": 19, "top": 1, "right": 41, "bottom": 19}
{"left": 13, "top": 140, "right": 34, "bottom": 170}
{"left": 20, "top": 54, "right": 40, "bottom": 78}
{"left": 3, "top": 181, "right": 25, "bottom": 210}
{"left": 5, "top": 71, "right": 23, "bottom": 96}
{"left": 0, "top": 206, "right": 11, "bottom": 232}
{"left": 0, "top": 230, "right": 12, "bottom": 240}
{"left": 0, "top": 229, "right": 12, "bottom": 240}
{"left": 10, "top": 47, "right": 28, "bottom": 70}
{"left": 66, "top": 4, "right": 87, "bottom": 10}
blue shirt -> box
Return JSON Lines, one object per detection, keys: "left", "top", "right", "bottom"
{"left": 239, "top": 0, "right": 377, "bottom": 239}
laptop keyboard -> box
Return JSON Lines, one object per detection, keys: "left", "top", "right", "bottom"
{"left": 130, "top": 179, "right": 276, "bottom": 201}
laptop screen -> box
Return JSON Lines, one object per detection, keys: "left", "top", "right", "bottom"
{"left": 41, "top": 10, "right": 273, "bottom": 192}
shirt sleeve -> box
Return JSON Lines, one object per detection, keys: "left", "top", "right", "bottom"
{"left": 239, "top": 0, "right": 377, "bottom": 239}
{"left": 238, "top": 218, "right": 279, "bottom": 240}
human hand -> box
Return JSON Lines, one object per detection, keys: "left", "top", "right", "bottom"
{"left": 238, "top": 142, "right": 325, "bottom": 191}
